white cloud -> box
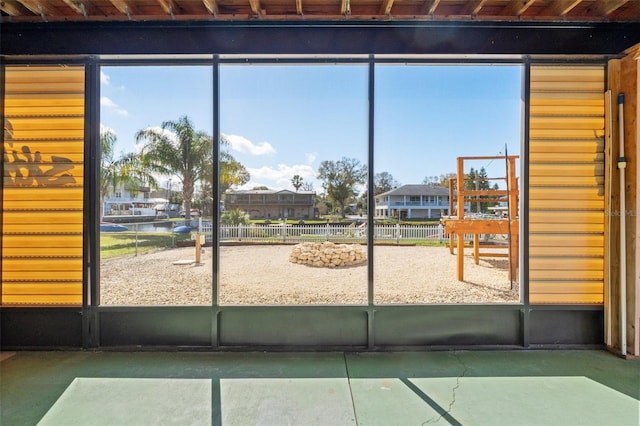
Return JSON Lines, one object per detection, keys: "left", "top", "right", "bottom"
{"left": 99, "top": 124, "right": 116, "bottom": 136}
{"left": 100, "top": 70, "right": 110, "bottom": 85}
{"left": 305, "top": 152, "right": 317, "bottom": 164}
{"left": 246, "top": 164, "right": 316, "bottom": 189}
{"left": 100, "top": 96, "right": 128, "bottom": 116}
{"left": 100, "top": 97, "right": 117, "bottom": 108}
{"left": 223, "top": 134, "right": 276, "bottom": 156}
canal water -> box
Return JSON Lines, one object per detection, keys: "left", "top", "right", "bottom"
{"left": 126, "top": 222, "right": 173, "bottom": 233}
{"left": 113, "top": 220, "right": 206, "bottom": 233}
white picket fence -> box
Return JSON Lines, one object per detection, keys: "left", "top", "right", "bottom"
{"left": 198, "top": 222, "right": 471, "bottom": 244}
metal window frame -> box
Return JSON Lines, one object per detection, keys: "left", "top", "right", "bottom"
{"left": 2, "top": 20, "right": 627, "bottom": 350}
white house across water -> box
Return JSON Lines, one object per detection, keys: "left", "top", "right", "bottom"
{"left": 375, "top": 184, "right": 453, "bottom": 219}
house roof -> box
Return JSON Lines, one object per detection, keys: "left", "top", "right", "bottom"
{"left": 227, "top": 189, "right": 315, "bottom": 195}
{"left": 377, "top": 184, "right": 449, "bottom": 197}
{"left": 2, "top": 1, "right": 639, "bottom": 23}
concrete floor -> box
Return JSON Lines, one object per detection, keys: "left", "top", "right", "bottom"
{"left": 1, "top": 350, "right": 638, "bottom": 425}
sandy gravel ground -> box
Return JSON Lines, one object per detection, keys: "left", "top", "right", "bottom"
{"left": 100, "top": 244, "right": 519, "bottom": 305}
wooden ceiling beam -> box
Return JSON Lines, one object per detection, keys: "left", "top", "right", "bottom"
{"left": 248, "top": 0, "right": 262, "bottom": 17}
{"left": 380, "top": 0, "right": 394, "bottom": 15}
{"left": 3, "top": 0, "right": 639, "bottom": 22}
{"left": 16, "top": 0, "right": 58, "bottom": 17}
{"left": 539, "top": 0, "right": 583, "bottom": 17}
{"left": 614, "top": 1, "right": 640, "bottom": 20}
{"left": 461, "top": 0, "right": 487, "bottom": 15}
{"left": 110, "top": 0, "right": 139, "bottom": 17}
{"left": 421, "top": 0, "right": 441, "bottom": 15}
{"left": 0, "top": 1, "right": 31, "bottom": 15}
{"left": 157, "top": 0, "right": 180, "bottom": 17}
{"left": 62, "top": 0, "right": 99, "bottom": 17}
{"left": 500, "top": 0, "right": 537, "bottom": 16}
{"left": 341, "top": 0, "right": 350, "bottom": 16}
{"left": 593, "top": 0, "right": 629, "bottom": 16}
{"left": 202, "top": 0, "right": 218, "bottom": 16}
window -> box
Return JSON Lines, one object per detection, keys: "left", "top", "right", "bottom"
{"left": 98, "top": 65, "right": 213, "bottom": 306}
{"left": 218, "top": 64, "right": 369, "bottom": 305}
{"left": 93, "top": 61, "right": 532, "bottom": 308}
{"left": 373, "top": 64, "right": 523, "bottom": 304}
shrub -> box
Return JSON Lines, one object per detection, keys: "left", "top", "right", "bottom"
{"left": 221, "top": 209, "right": 251, "bottom": 226}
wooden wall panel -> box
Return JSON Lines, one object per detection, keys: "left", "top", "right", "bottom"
{"left": 2, "top": 65, "right": 84, "bottom": 306}
{"left": 608, "top": 47, "right": 640, "bottom": 356}
{"left": 529, "top": 65, "right": 606, "bottom": 304}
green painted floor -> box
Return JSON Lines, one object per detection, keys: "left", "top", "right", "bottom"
{"left": 1, "top": 350, "right": 638, "bottom": 425}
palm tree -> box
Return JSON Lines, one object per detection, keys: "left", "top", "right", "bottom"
{"left": 197, "top": 149, "right": 249, "bottom": 217}
{"left": 135, "top": 116, "right": 212, "bottom": 222}
{"left": 291, "top": 174, "right": 303, "bottom": 192}
{"left": 100, "top": 126, "right": 156, "bottom": 221}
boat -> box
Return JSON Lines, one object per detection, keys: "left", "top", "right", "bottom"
{"left": 100, "top": 222, "right": 128, "bottom": 232}
{"left": 173, "top": 225, "right": 192, "bottom": 234}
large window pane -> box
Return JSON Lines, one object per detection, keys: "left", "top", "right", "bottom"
{"left": 219, "top": 64, "right": 369, "bottom": 305}
{"left": 373, "top": 65, "right": 522, "bottom": 304}
{"left": 99, "top": 65, "right": 213, "bottom": 306}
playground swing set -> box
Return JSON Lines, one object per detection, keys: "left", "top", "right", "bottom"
{"left": 441, "top": 154, "right": 520, "bottom": 286}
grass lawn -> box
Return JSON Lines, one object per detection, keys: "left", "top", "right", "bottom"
{"left": 101, "top": 228, "right": 448, "bottom": 260}
{"left": 100, "top": 232, "right": 191, "bottom": 260}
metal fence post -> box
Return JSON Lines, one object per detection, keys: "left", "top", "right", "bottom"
{"left": 134, "top": 223, "right": 139, "bottom": 256}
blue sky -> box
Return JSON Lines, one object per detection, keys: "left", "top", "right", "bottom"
{"left": 100, "top": 63, "right": 522, "bottom": 193}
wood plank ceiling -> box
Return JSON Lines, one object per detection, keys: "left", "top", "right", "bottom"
{"left": 1, "top": 0, "right": 639, "bottom": 22}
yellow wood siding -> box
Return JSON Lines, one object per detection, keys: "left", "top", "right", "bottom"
{"left": 2, "top": 65, "right": 84, "bottom": 306}
{"left": 529, "top": 66, "right": 606, "bottom": 304}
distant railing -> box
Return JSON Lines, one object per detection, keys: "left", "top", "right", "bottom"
{"left": 386, "top": 201, "right": 449, "bottom": 207}
{"left": 227, "top": 200, "right": 313, "bottom": 205}
{"left": 197, "top": 223, "right": 473, "bottom": 244}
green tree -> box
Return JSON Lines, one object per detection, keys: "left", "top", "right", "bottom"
{"left": 199, "top": 147, "right": 250, "bottom": 216}
{"left": 317, "top": 157, "right": 367, "bottom": 218}
{"left": 464, "top": 166, "right": 495, "bottom": 213}
{"left": 135, "top": 116, "right": 212, "bottom": 222}
{"left": 291, "top": 174, "right": 304, "bottom": 192}
{"left": 465, "top": 168, "right": 479, "bottom": 213}
{"left": 423, "top": 173, "right": 456, "bottom": 187}
{"left": 374, "top": 171, "right": 399, "bottom": 195}
{"left": 221, "top": 208, "right": 251, "bottom": 226}
{"left": 219, "top": 149, "right": 250, "bottom": 194}
{"left": 100, "top": 127, "right": 156, "bottom": 220}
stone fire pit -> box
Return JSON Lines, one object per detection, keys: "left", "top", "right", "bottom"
{"left": 289, "top": 242, "right": 367, "bottom": 268}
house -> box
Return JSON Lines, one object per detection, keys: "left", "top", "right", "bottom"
{"left": 224, "top": 189, "right": 316, "bottom": 220}
{"left": 375, "top": 184, "right": 452, "bottom": 219}
{"left": 103, "top": 185, "right": 157, "bottom": 217}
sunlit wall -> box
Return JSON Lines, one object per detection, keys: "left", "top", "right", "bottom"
{"left": 2, "top": 65, "right": 85, "bottom": 305}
